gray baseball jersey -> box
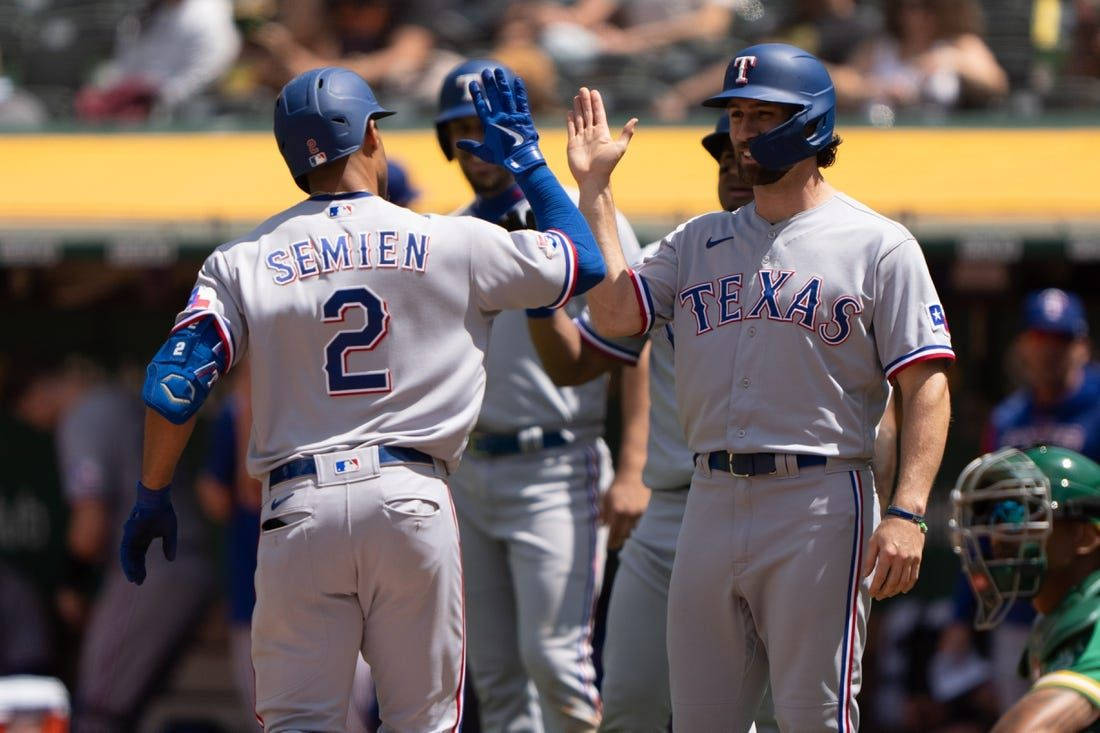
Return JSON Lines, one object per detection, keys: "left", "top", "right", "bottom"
{"left": 577, "top": 241, "right": 694, "bottom": 492}
{"left": 449, "top": 188, "right": 639, "bottom": 732}
{"left": 625, "top": 192, "right": 954, "bottom": 732}
{"left": 630, "top": 193, "right": 955, "bottom": 458}
{"left": 180, "top": 191, "right": 582, "bottom": 476}
{"left": 456, "top": 191, "right": 642, "bottom": 434}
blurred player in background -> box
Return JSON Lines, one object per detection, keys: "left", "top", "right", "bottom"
{"left": 942, "top": 287, "right": 1100, "bottom": 712}
{"left": 952, "top": 445, "right": 1100, "bottom": 732}
{"left": 435, "top": 58, "right": 645, "bottom": 731}
{"left": 55, "top": 358, "right": 212, "bottom": 732}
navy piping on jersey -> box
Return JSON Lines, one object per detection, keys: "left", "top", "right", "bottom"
{"left": 308, "top": 191, "right": 376, "bottom": 201}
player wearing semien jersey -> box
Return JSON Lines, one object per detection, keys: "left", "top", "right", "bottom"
{"left": 952, "top": 446, "right": 1100, "bottom": 732}
{"left": 435, "top": 58, "right": 646, "bottom": 733}
{"left": 118, "top": 66, "right": 607, "bottom": 731}
{"left": 569, "top": 43, "right": 954, "bottom": 731}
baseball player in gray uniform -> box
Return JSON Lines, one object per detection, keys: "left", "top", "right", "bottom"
{"left": 568, "top": 43, "right": 954, "bottom": 731}
{"left": 435, "top": 58, "right": 645, "bottom": 733}
{"left": 118, "top": 66, "right": 608, "bottom": 731}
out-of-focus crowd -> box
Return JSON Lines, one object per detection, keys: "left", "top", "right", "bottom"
{"left": 0, "top": 0, "right": 1099, "bottom": 129}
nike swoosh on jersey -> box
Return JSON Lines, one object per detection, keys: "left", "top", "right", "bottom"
{"left": 271, "top": 493, "right": 294, "bottom": 510}
{"left": 491, "top": 123, "right": 526, "bottom": 147}
{"left": 705, "top": 235, "right": 735, "bottom": 248}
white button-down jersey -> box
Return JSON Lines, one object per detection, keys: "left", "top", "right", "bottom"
{"left": 630, "top": 193, "right": 955, "bottom": 459}
{"left": 174, "top": 192, "right": 581, "bottom": 476}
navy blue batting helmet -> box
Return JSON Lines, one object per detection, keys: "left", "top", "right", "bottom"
{"left": 435, "top": 59, "right": 517, "bottom": 160}
{"left": 274, "top": 67, "right": 394, "bottom": 193}
{"left": 701, "top": 114, "right": 731, "bottom": 162}
{"left": 703, "top": 43, "right": 836, "bottom": 170}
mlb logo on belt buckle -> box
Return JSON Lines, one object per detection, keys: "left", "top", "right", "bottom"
{"left": 334, "top": 458, "right": 361, "bottom": 474}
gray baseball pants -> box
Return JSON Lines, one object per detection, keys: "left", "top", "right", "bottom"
{"left": 668, "top": 458, "right": 878, "bottom": 732}
{"left": 252, "top": 446, "right": 465, "bottom": 732}
{"left": 450, "top": 439, "right": 610, "bottom": 733}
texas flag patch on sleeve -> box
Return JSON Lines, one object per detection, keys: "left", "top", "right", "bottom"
{"left": 927, "top": 303, "right": 950, "bottom": 334}
{"left": 185, "top": 285, "right": 216, "bottom": 312}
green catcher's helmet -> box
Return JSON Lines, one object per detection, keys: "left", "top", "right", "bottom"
{"left": 950, "top": 445, "right": 1100, "bottom": 629}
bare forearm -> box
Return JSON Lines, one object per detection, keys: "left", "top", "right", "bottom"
{"left": 141, "top": 409, "right": 198, "bottom": 489}
{"left": 892, "top": 366, "right": 951, "bottom": 514}
{"left": 578, "top": 183, "right": 641, "bottom": 337}
{"left": 994, "top": 687, "right": 1100, "bottom": 733}
{"left": 615, "top": 346, "right": 650, "bottom": 479}
{"left": 527, "top": 311, "right": 609, "bottom": 385}
{"left": 872, "top": 391, "right": 899, "bottom": 506}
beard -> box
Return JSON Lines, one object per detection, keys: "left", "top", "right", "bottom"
{"left": 735, "top": 147, "right": 788, "bottom": 186}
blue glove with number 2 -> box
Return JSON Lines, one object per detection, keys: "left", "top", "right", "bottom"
{"left": 456, "top": 68, "right": 546, "bottom": 175}
{"left": 120, "top": 482, "right": 177, "bottom": 585}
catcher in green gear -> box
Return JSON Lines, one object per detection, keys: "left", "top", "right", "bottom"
{"left": 952, "top": 445, "right": 1100, "bottom": 732}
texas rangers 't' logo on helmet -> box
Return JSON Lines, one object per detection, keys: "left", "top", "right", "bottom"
{"left": 732, "top": 56, "right": 758, "bottom": 84}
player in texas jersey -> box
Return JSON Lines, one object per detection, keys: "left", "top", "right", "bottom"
{"left": 435, "top": 58, "right": 645, "bottom": 732}
{"left": 569, "top": 43, "right": 953, "bottom": 731}
{"left": 952, "top": 446, "right": 1100, "bottom": 732}
{"left": 118, "top": 66, "right": 607, "bottom": 731}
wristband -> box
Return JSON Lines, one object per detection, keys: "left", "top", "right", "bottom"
{"left": 886, "top": 505, "right": 927, "bottom": 534}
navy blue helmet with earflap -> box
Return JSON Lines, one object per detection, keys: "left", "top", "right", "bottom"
{"left": 704, "top": 43, "right": 836, "bottom": 170}
{"left": 435, "top": 59, "right": 517, "bottom": 160}
{"left": 274, "top": 67, "right": 395, "bottom": 193}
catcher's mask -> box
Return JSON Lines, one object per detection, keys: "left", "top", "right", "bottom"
{"left": 950, "top": 448, "right": 1052, "bottom": 630}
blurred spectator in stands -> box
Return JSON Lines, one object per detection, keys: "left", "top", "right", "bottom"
{"left": 939, "top": 287, "right": 1099, "bottom": 714}
{"left": 1070, "top": 0, "right": 1100, "bottom": 77}
{"left": 528, "top": 0, "right": 738, "bottom": 110}
{"left": 0, "top": 45, "right": 48, "bottom": 127}
{"left": 385, "top": 160, "right": 420, "bottom": 208}
{"left": 0, "top": 357, "right": 68, "bottom": 679}
{"left": 652, "top": 0, "right": 878, "bottom": 120}
{"left": 846, "top": 0, "right": 1008, "bottom": 123}
{"left": 46, "top": 356, "right": 214, "bottom": 731}
{"left": 248, "top": 0, "right": 461, "bottom": 112}
{"left": 74, "top": 0, "right": 240, "bottom": 123}
{"left": 196, "top": 365, "right": 261, "bottom": 730}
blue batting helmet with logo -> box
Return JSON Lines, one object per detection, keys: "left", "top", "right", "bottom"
{"left": 703, "top": 43, "right": 836, "bottom": 171}
{"left": 701, "top": 114, "right": 731, "bottom": 162}
{"left": 435, "top": 59, "right": 517, "bottom": 160}
{"left": 274, "top": 67, "right": 395, "bottom": 193}
{"left": 1022, "top": 288, "right": 1088, "bottom": 338}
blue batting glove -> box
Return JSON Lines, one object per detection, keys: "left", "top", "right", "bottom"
{"left": 456, "top": 68, "right": 546, "bottom": 174}
{"left": 120, "top": 481, "right": 177, "bottom": 585}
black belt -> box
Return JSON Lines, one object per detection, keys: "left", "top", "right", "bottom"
{"left": 704, "top": 451, "right": 827, "bottom": 477}
{"left": 466, "top": 429, "right": 571, "bottom": 457}
{"left": 269, "top": 446, "right": 435, "bottom": 487}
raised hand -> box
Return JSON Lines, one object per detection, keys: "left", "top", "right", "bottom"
{"left": 566, "top": 87, "right": 637, "bottom": 187}
{"left": 456, "top": 68, "right": 546, "bottom": 174}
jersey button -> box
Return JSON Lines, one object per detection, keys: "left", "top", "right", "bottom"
{"left": 768, "top": 232, "right": 776, "bottom": 239}
{"left": 748, "top": 327, "right": 757, "bottom": 337}
{"left": 737, "top": 429, "right": 746, "bottom": 438}
{"left": 741, "top": 377, "right": 750, "bottom": 388}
